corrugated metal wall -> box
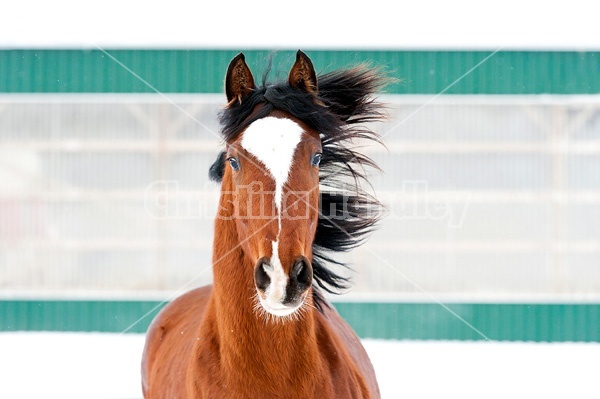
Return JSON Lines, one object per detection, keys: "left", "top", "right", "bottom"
{"left": 0, "top": 50, "right": 599, "bottom": 94}
{"left": 2, "top": 300, "right": 599, "bottom": 341}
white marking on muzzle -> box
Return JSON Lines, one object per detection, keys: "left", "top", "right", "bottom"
{"left": 257, "top": 240, "right": 300, "bottom": 317}
{"left": 264, "top": 241, "right": 288, "bottom": 300}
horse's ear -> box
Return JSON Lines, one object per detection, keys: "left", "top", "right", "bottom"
{"left": 288, "top": 50, "right": 318, "bottom": 95}
{"left": 225, "top": 53, "right": 255, "bottom": 104}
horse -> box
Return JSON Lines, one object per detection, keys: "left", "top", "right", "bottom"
{"left": 142, "top": 50, "right": 386, "bottom": 398}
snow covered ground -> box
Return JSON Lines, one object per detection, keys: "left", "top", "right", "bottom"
{"left": 1, "top": 333, "right": 599, "bottom": 399}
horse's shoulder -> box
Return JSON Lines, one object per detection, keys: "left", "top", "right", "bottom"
{"left": 314, "top": 299, "right": 381, "bottom": 399}
{"left": 315, "top": 300, "right": 362, "bottom": 353}
{"left": 142, "top": 285, "right": 213, "bottom": 395}
{"left": 151, "top": 285, "right": 212, "bottom": 331}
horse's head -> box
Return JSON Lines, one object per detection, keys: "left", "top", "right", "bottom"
{"left": 217, "top": 52, "right": 322, "bottom": 318}
{"left": 212, "top": 51, "right": 385, "bottom": 320}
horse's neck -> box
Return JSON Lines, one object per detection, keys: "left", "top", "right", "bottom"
{"left": 202, "top": 199, "right": 323, "bottom": 384}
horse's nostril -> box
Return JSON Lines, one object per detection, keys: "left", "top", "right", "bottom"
{"left": 292, "top": 257, "right": 313, "bottom": 289}
{"left": 254, "top": 258, "right": 271, "bottom": 292}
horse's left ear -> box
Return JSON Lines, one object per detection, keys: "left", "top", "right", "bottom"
{"left": 225, "top": 53, "right": 255, "bottom": 104}
{"left": 289, "top": 50, "right": 318, "bottom": 95}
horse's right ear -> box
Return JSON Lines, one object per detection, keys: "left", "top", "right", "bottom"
{"left": 225, "top": 53, "right": 255, "bottom": 105}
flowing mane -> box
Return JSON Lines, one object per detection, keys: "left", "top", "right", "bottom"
{"left": 210, "top": 64, "right": 387, "bottom": 306}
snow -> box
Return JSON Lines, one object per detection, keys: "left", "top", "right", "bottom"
{"left": 0, "top": 332, "right": 598, "bottom": 398}
{"left": 1, "top": 0, "right": 599, "bottom": 50}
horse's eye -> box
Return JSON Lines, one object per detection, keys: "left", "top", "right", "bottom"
{"left": 228, "top": 157, "right": 240, "bottom": 171}
{"left": 311, "top": 153, "right": 322, "bottom": 167}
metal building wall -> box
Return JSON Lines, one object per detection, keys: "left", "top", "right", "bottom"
{"left": 1, "top": 50, "right": 599, "bottom": 339}
{"left": 0, "top": 50, "right": 599, "bottom": 94}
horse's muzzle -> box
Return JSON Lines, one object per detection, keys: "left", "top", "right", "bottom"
{"left": 254, "top": 256, "right": 313, "bottom": 317}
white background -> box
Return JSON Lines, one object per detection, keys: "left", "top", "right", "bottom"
{"left": 1, "top": 0, "right": 599, "bottom": 50}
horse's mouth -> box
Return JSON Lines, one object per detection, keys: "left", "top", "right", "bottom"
{"left": 256, "top": 295, "right": 304, "bottom": 318}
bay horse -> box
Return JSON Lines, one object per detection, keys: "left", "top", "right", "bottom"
{"left": 142, "top": 51, "right": 386, "bottom": 398}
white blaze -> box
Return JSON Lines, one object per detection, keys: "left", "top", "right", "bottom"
{"left": 241, "top": 117, "right": 304, "bottom": 314}
{"left": 240, "top": 116, "right": 304, "bottom": 216}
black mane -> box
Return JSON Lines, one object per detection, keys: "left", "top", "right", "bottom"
{"left": 211, "top": 65, "right": 387, "bottom": 310}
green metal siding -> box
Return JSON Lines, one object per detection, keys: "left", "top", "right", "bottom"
{"left": 1, "top": 300, "right": 599, "bottom": 342}
{"left": 335, "top": 303, "right": 600, "bottom": 342}
{"left": 0, "top": 300, "right": 162, "bottom": 334}
{"left": 0, "top": 50, "right": 598, "bottom": 94}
